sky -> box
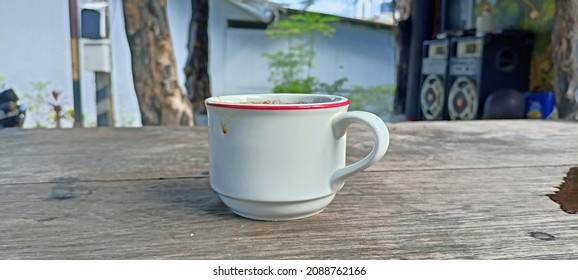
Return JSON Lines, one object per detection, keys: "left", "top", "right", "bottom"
{"left": 272, "top": 0, "right": 393, "bottom": 19}
{"left": 272, "top": 0, "right": 355, "bottom": 16}
{"left": 272, "top": 0, "right": 352, "bottom": 17}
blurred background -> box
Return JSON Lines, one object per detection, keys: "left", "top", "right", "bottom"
{"left": 1, "top": 0, "right": 575, "bottom": 129}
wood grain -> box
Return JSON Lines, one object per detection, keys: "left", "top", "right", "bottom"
{"left": 0, "top": 166, "right": 576, "bottom": 259}
{"left": 1, "top": 120, "right": 577, "bottom": 259}
{"left": 0, "top": 127, "right": 209, "bottom": 184}
{"left": 1, "top": 120, "right": 577, "bottom": 184}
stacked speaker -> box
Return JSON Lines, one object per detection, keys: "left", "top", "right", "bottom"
{"left": 420, "top": 39, "right": 451, "bottom": 120}
{"left": 419, "top": 32, "right": 534, "bottom": 120}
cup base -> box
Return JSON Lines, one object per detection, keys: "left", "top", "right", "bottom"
{"left": 218, "top": 193, "right": 336, "bottom": 221}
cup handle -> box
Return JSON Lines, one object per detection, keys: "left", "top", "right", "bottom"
{"left": 331, "top": 111, "right": 390, "bottom": 192}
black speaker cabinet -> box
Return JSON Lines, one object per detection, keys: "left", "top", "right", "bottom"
{"left": 447, "top": 32, "right": 534, "bottom": 120}
{"left": 419, "top": 39, "right": 451, "bottom": 120}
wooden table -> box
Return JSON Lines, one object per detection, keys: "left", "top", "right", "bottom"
{"left": 1, "top": 120, "right": 577, "bottom": 259}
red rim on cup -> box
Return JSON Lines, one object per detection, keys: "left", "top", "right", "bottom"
{"left": 205, "top": 94, "right": 350, "bottom": 110}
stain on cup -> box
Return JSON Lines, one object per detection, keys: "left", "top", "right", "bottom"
{"left": 221, "top": 122, "right": 228, "bottom": 134}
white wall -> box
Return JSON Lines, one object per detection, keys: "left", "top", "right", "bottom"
{"left": 316, "top": 23, "right": 395, "bottom": 88}
{"left": 210, "top": 0, "right": 269, "bottom": 96}
{"left": 0, "top": 0, "right": 74, "bottom": 128}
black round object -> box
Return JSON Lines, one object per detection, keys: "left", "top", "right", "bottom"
{"left": 482, "top": 89, "right": 526, "bottom": 119}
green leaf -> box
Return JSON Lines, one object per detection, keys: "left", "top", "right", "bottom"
{"left": 263, "top": 13, "right": 340, "bottom": 94}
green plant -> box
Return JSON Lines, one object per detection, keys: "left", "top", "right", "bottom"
{"left": 84, "top": 118, "right": 97, "bottom": 128}
{"left": 117, "top": 114, "right": 137, "bottom": 127}
{"left": 21, "top": 82, "right": 50, "bottom": 128}
{"left": 0, "top": 74, "right": 6, "bottom": 88}
{"left": 20, "top": 81, "right": 73, "bottom": 128}
{"left": 263, "top": 13, "right": 347, "bottom": 93}
{"left": 345, "top": 84, "right": 395, "bottom": 117}
{"left": 47, "top": 90, "right": 71, "bottom": 128}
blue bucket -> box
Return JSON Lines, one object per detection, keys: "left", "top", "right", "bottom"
{"left": 524, "top": 92, "right": 557, "bottom": 119}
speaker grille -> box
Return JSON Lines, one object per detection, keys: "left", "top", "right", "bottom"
{"left": 448, "top": 77, "right": 478, "bottom": 120}
{"left": 420, "top": 75, "right": 445, "bottom": 120}
{"left": 495, "top": 48, "right": 517, "bottom": 72}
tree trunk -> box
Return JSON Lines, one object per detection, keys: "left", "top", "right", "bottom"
{"left": 185, "top": 0, "right": 211, "bottom": 116}
{"left": 552, "top": 0, "right": 578, "bottom": 120}
{"left": 123, "top": 0, "right": 195, "bottom": 126}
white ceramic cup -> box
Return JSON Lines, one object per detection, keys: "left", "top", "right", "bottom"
{"left": 205, "top": 94, "right": 390, "bottom": 221}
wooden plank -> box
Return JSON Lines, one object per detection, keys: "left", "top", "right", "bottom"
{"left": 360, "top": 120, "right": 578, "bottom": 172}
{"left": 0, "top": 127, "right": 207, "bottom": 157}
{"left": 1, "top": 165, "right": 576, "bottom": 259}
{"left": 0, "top": 127, "right": 209, "bottom": 184}
{"left": 1, "top": 120, "right": 577, "bottom": 184}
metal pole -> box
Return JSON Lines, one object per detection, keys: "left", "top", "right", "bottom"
{"left": 405, "top": 0, "right": 435, "bottom": 121}
{"left": 99, "top": 0, "right": 114, "bottom": 127}
{"left": 95, "top": 71, "right": 115, "bottom": 126}
{"left": 68, "top": 0, "right": 83, "bottom": 127}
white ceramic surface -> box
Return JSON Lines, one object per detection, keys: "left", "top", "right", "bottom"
{"left": 205, "top": 94, "right": 390, "bottom": 221}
